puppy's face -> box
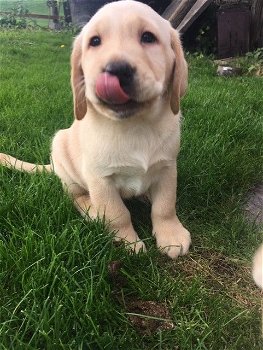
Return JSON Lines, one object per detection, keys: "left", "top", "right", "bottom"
{"left": 72, "top": 1, "right": 187, "bottom": 120}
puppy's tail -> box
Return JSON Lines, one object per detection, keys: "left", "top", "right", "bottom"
{"left": 0, "top": 153, "right": 52, "bottom": 173}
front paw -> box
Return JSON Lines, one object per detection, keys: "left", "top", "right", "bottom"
{"left": 153, "top": 220, "right": 191, "bottom": 259}
{"left": 126, "top": 239, "right": 146, "bottom": 254}
{"left": 114, "top": 228, "right": 146, "bottom": 254}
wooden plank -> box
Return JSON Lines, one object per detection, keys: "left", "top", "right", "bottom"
{"left": 217, "top": 7, "right": 250, "bottom": 58}
{"left": 251, "top": 0, "right": 263, "bottom": 49}
{"left": 162, "top": 0, "right": 197, "bottom": 28}
{"left": 177, "top": 0, "right": 213, "bottom": 33}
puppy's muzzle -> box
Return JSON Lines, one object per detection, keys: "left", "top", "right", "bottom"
{"left": 96, "top": 60, "right": 136, "bottom": 105}
{"left": 105, "top": 61, "right": 135, "bottom": 94}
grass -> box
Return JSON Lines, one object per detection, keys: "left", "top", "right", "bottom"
{"left": 0, "top": 0, "right": 49, "bottom": 14}
{"left": 0, "top": 29, "right": 262, "bottom": 349}
{"left": 0, "top": 0, "right": 63, "bottom": 27}
{"left": 215, "top": 49, "right": 263, "bottom": 77}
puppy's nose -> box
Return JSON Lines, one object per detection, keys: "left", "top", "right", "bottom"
{"left": 104, "top": 61, "right": 135, "bottom": 90}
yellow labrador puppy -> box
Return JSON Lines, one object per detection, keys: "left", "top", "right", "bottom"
{"left": 0, "top": 0, "right": 191, "bottom": 258}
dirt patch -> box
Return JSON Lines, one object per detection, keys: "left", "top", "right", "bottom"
{"left": 244, "top": 183, "right": 263, "bottom": 225}
{"left": 168, "top": 250, "right": 262, "bottom": 307}
{"left": 125, "top": 299, "right": 175, "bottom": 335}
{"left": 108, "top": 260, "right": 175, "bottom": 335}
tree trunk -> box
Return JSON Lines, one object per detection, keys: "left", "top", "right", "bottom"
{"left": 63, "top": 0, "right": 72, "bottom": 24}
{"left": 49, "top": 0, "right": 60, "bottom": 30}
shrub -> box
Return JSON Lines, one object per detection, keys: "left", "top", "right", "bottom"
{"left": 0, "top": 1, "right": 29, "bottom": 29}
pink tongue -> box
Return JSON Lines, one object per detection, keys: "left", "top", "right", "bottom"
{"left": 96, "top": 72, "right": 130, "bottom": 104}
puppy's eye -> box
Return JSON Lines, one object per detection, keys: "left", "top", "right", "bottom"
{"left": 89, "top": 36, "right": 101, "bottom": 47}
{"left": 141, "top": 31, "right": 157, "bottom": 44}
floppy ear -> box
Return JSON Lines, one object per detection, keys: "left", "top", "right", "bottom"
{"left": 170, "top": 29, "right": 188, "bottom": 115}
{"left": 71, "top": 33, "right": 87, "bottom": 120}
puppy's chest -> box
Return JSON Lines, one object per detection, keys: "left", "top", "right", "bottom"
{"left": 103, "top": 149, "right": 173, "bottom": 198}
{"left": 85, "top": 120, "right": 178, "bottom": 197}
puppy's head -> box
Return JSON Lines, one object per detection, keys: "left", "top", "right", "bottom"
{"left": 71, "top": 0, "right": 188, "bottom": 120}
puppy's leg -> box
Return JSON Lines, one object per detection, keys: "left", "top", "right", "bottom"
{"left": 150, "top": 166, "right": 191, "bottom": 259}
{"left": 76, "top": 176, "right": 146, "bottom": 253}
{"left": 74, "top": 193, "right": 93, "bottom": 218}
{"left": 60, "top": 182, "right": 93, "bottom": 218}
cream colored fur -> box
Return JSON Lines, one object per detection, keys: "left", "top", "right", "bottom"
{"left": 0, "top": 0, "right": 191, "bottom": 258}
{"left": 252, "top": 244, "right": 263, "bottom": 289}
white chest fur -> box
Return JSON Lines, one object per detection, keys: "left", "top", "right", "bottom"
{"left": 111, "top": 159, "right": 172, "bottom": 198}
{"left": 80, "top": 112, "right": 180, "bottom": 198}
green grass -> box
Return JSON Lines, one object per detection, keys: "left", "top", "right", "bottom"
{"left": 0, "top": 0, "right": 49, "bottom": 14}
{"left": 0, "top": 29, "right": 262, "bottom": 349}
{"left": 0, "top": 0, "right": 63, "bottom": 27}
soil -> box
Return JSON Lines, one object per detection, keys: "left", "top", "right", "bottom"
{"left": 244, "top": 183, "right": 263, "bottom": 225}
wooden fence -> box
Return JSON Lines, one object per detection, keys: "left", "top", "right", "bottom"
{"left": 0, "top": 12, "right": 63, "bottom": 21}
{"left": 251, "top": 0, "right": 263, "bottom": 49}
{"left": 1, "top": 0, "right": 262, "bottom": 52}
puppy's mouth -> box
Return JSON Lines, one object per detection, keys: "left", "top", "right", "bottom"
{"left": 95, "top": 72, "right": 142, "bottom": 117}
{"left": 96, "top": 72, "right": 130, "bottom": 104}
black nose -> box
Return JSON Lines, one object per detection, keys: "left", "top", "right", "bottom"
{"left": 104, "top": 61, "right": 135, "bottom": 91}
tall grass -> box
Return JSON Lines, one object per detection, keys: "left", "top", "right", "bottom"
{"left": 0, "top": 30, "right": 262, "bottom": 349}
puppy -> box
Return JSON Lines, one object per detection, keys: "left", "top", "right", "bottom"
{"left": 252, "top": 244, "right": 263, "bottom": 289}
{"left": 0, "top": 0, "right": 191, "bottom": 259}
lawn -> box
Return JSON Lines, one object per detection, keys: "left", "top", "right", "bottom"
{"left": 0, "top": 0, "right": 49, "bottom": 14}
{"left": 0, "top": 29, "right": 262, "bottom": 349}
{"left": 0, "top": 0, "right": 63, "bottom": 27}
